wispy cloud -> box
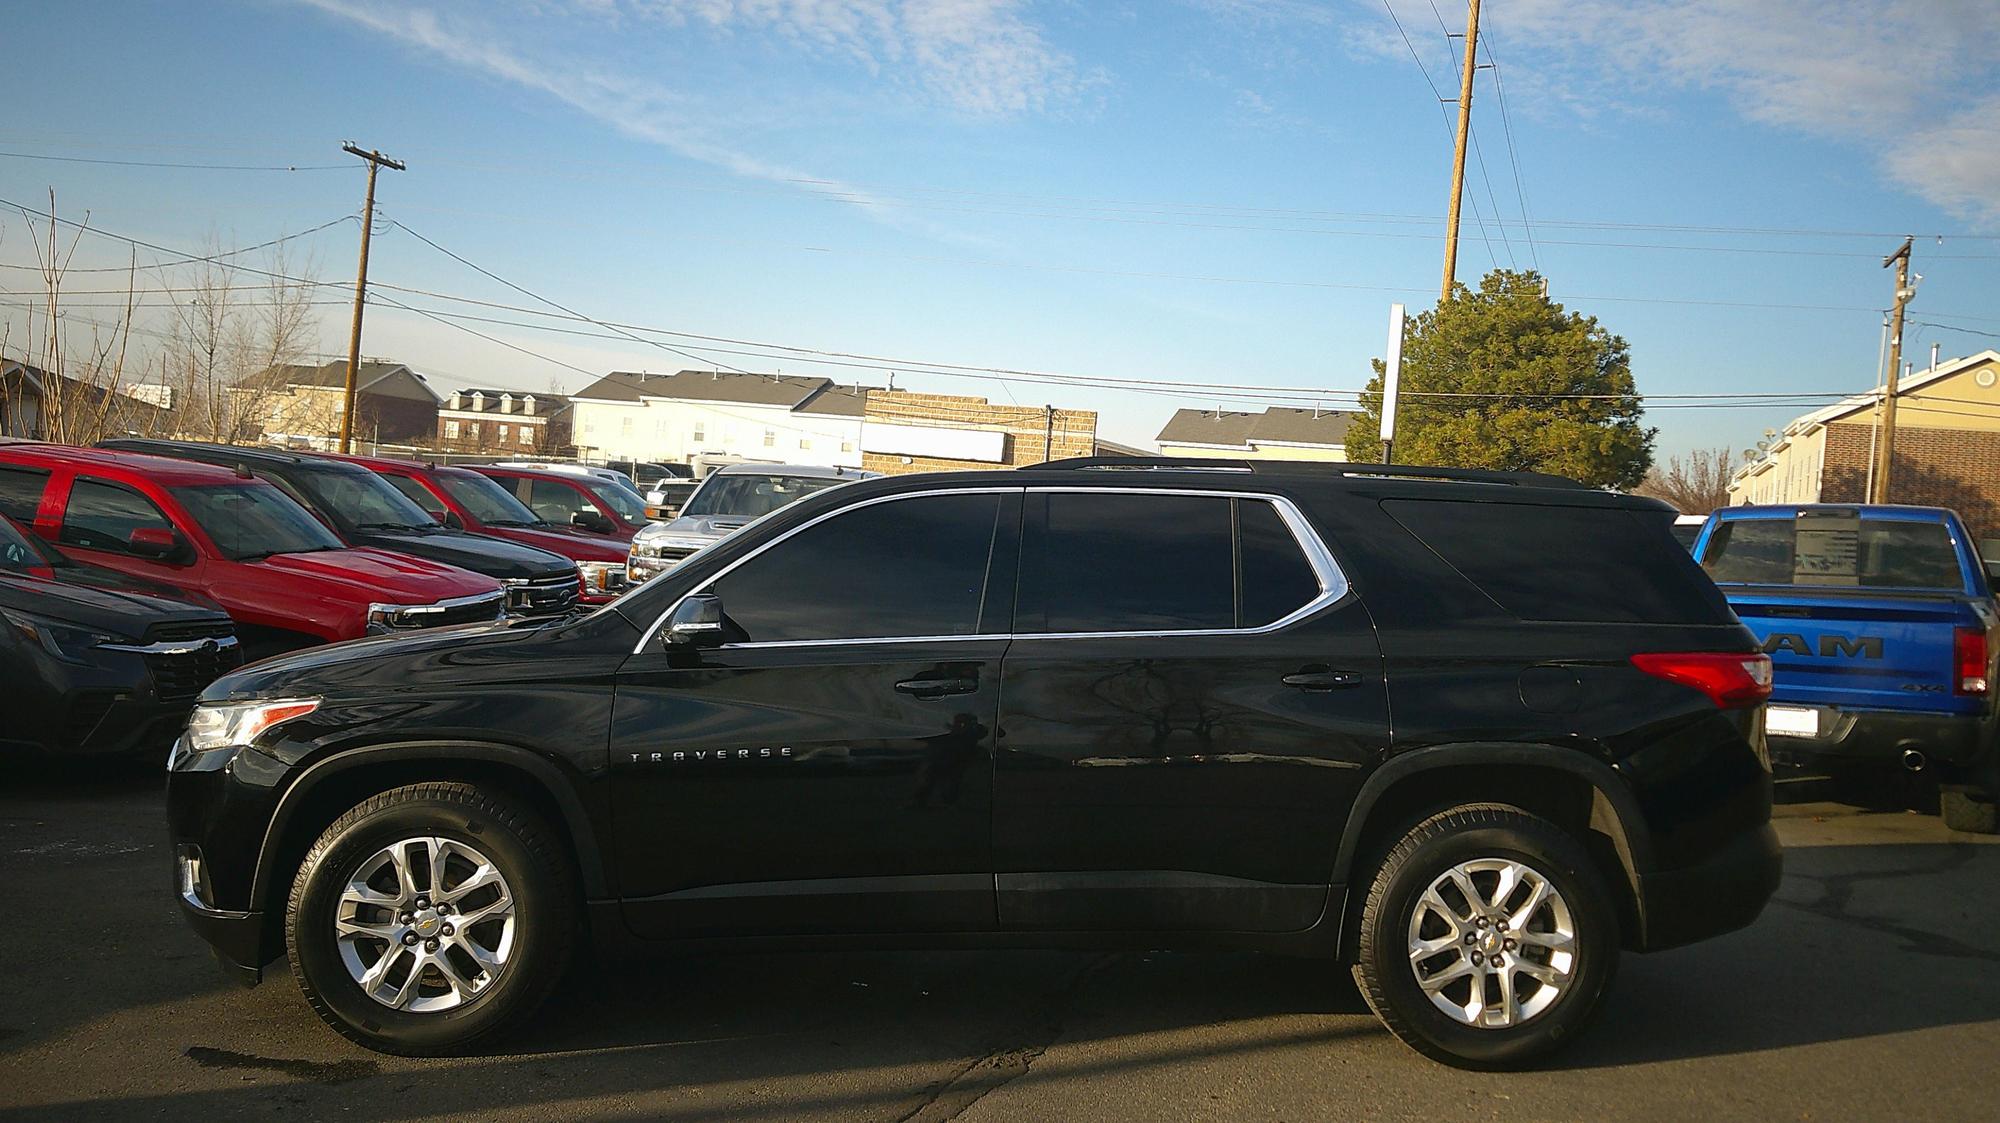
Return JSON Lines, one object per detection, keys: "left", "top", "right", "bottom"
{"left": 579, "top": 0, "right": 1083, "bottom": 115}
{"left": 293, "top": 0, "right": 1072, "bottom": 244}
{"left": 1340, "top": 0, "right": 2000, "bottom": 223}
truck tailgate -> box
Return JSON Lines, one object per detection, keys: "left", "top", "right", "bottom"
{"left": 1727, "top": 591, "right": 1980, "bottom": 715}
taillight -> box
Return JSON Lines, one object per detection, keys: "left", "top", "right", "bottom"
{"left": 1631, "top": 651, "right": 1774, "bottom": 709}
{"left": 1955, "top": 627, "right": 1989, "bottom": 696}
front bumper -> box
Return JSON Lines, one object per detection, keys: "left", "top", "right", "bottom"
{"left": 1634, "top": 822, "right": 1783, "bottom": 951}
{"left": 1765, "top": 705, "right": 1990, "bottom": 772}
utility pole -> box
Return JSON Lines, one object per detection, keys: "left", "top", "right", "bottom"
{"left": 1869, "top": 237, "right": 1915, "bottom": 503}
{"left": 1439, "top": 0, "right": 1483, "bottom": 302}
{"left": 1042, "top": 404, "right": 1055, "bottom": 462}
{"left": 338, "top": 143, "right": 404, "bottom": 453}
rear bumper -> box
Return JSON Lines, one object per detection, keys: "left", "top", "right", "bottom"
{"left": 1634, "top": 823, "right": 1783, "bottom": 951}
{"left": 1766, "top": 705, "right": 1989, "bottom": 771}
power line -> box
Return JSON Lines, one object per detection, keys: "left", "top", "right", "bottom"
{"left": 1379, "top": 0, "right": 1499, "bottom": 272}
{"left": 0, "top": 150, "right": 350, "bottom": 172}
{"left": 386, "top": 219, "right": 759, "bottom": 378}
{"left": 0, "top": 207, "right": 357, "bottom": 274}
{"left": 1481, "top": 40, "right": 1540, "bottom": 271}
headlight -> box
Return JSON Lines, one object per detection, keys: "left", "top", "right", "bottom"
{"left": 577, "top": 561, "right": 628, "bottom": 594}
{"left": 2, "top": 608, "right": 118, "bottom": 664}
{"left": 184, "top": 698, "right": 321, "bottom": 753}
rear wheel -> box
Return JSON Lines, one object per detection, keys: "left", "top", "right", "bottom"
{"left": 285, "top": 782, "right": 576, "bottom": 1055}
{"left": 1353, "top": 804, "right": 1618, "bottom": 1070}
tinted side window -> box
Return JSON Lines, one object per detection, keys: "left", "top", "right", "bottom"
{"left": 382, "top": 473, "right": 447, "bottom": 517}
{"left": 526, "top": 479, "right": 588, "bottom": 523}
{"left": 1019, "top": 493, "right": 1235, "bottom": 633}
{"left": 1240, "top": 500, "right": 1322, "bottom": 627}
{"left": 711, "top": 493, "right": 1002, "bottom": 642}
{"left": 61, "top": 478, "right": 173, "bottom": 554}
{"left": 1382, "top": 499, "right": 1734, "bottom": 625}
{"left": 0, "top": 465, "right": 51, "bottom": 522}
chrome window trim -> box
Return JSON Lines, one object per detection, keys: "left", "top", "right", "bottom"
{"left": 631, "top": 485, "right": 1348, "bottom": 654}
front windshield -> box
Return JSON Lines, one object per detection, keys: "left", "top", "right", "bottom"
{"left": 438, "top": 471, "right": 540, "bottom": 527}
{"left": 581, "top": 478, "right": 648, "bottom": 524}
{"left": 172, "top": 484, "right": 345, "bottom": 560}
{"left": 682, "top": 473, "right": 846, "bottom": 519}
{"left": 296, "top": 465, "right": 437, "bottom": 532}
{"left": 0, "top": 515, "right": 56, "bottom": 571}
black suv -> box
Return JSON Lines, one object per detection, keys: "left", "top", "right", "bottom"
{"left": 1, "top": 514, "right": 240, "bottom": 757}
{"left": 166, "top": 459, "right": 1780, "bottom": 1068}
{"left": 99, "top": 440, "right": 582, "bottom": 616}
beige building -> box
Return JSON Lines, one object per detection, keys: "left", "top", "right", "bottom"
{"left": 231, "top": 360, "right": 442, "bottom": 446}
{"left": 1728, "top": 349, "right": 2000, "bottom": 539}
{"left": 1155, "top": 407, "right": 1357, "bottom": 461}
{"left": 859, "top": 391, "right": 1096, "bottom": 475}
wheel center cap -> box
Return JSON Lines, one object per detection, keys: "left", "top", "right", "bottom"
{"left": 1479, "top": 929, "right": 1504, "bottom": 954}
{"left": 413, "top": 910, "right": 441, "bottom": 935}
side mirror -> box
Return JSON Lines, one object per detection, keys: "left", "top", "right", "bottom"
{"left": 572, "top": 510, "right": 615, "bottom": 534}
{"left": 663, "top": 593, "right": 726, "bottom": 648}
{"left": 441, "top": 510, "right": 464, "bottom": 530}
{"left": 128, "top": 526, "right": 187, "bottom": 563}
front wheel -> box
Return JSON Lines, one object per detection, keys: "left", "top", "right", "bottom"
{"left": 285, "top": 782, "right": 577, "bottom": 1055}
{"left": 1353, "top": 804, "right": 1618, "bottom": 1070}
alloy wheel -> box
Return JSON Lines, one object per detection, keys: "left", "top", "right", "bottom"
{"left": 334, "top": 836, "right": 517, "bottom": 1013}
{"left": 1405, "top": 857, "right": 1576, "bottom": 1029}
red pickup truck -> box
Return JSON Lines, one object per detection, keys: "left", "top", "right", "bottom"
{"left": 316, "top": 452, "right": 632, "bottom": 604}
{"left": 0, "top": 445, "right": 505, "bottom": 659}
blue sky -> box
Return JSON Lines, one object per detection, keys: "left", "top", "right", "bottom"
{"left": 3, "top": 0, "right": 1998, "bottom": 459}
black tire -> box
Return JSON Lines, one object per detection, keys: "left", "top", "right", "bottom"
{"left": 1353, "top": 804, "right": 1618, "bottom": 1070}
{"left": 285, "top": 781, "right": 577, "bottom": 1055}
{"left": 1941, "top": 789, "right": 1999, "bottom": 834}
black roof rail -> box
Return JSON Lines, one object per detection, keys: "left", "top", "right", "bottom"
{"left": 1034, "top": 455, "right": 1590, "bottom": 489}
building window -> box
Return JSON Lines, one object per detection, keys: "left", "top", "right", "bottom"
{"left": 583, "top": 417, "right": 596, "bottom": 435}
{"left": 799, "top": 437, "right": 811, "bottom": 450}
{"left": 519, "top": 427, "right": 533, "bottom": 446}
{"left": 621, "top": 417, "right": 634, "bottom": 436}
{"left": 498, "top": 424, "right": 511, "bottom": 441}
{"left": 763, "top": 428, "right": 776, "bottom": 448}
{"left": 692, "top": 422, "right": 705, "bottom": 442}
{"left": 841, "top": 440, "right": 854, "bottom": 453}
{"left": 444, "top": 420, "right": 460, "bottom": 438}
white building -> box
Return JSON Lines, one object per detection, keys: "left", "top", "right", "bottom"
{"left": 568, "top": 371, "right": 867, "bottom": 468}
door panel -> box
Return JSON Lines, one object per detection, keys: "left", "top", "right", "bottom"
{"left": 994, "top": 616, "right": 1386, "bottom": 932}
{"left": 992, "top": 489, "right": 1389, "bottom": 933}
{"left": 612, "top": 640, "right": 1004, "bottom": 937}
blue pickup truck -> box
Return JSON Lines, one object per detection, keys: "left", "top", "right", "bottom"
{"left": 1695, "top": 504, "right": 2000, "bottom": 832}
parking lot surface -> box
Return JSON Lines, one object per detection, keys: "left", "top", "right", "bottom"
{"left": 2, "top": 764, "right": 1996, "bottom": 1122}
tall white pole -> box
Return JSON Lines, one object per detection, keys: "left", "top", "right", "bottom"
{"left": 1380, "top": 303, "right": 1406, "bottom": 464}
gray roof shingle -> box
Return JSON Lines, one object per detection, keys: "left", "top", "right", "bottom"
{"left": 1155, "top": 406, "right": 1356, "bottom": 448}
{"left": 574, "top": 369, "right": 831, "bottom": 407}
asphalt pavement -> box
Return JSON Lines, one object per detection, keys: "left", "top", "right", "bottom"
{"left": 2, "top": 761, "right": 1996, "bottom": 1122}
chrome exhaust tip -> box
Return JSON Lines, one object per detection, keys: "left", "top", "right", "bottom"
{"left": 1901, "top": 748, "right": 1927, "bottom": 772}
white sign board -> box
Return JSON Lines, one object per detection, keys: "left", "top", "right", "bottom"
{"left": 860, "top": 422, "right": 1007, "bottom": 463}
{"left": 1381, "top": 302, "right": 1405, "bottom": 444}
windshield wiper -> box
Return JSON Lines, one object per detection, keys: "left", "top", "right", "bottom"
{"left": 354, "top": 521, "right": 433, "bottom": 533}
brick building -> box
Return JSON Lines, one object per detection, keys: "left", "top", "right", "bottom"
{"left": 858, "top": 390, "right": 1096, "bottom": 475}
{"left": 1729, "top": 350, "right": 2000, "bottom": 543}
{"left": 435, "top": 388, "right": 572, "bottom": 454}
